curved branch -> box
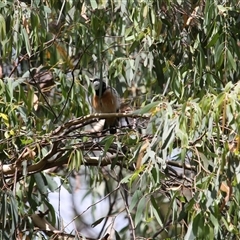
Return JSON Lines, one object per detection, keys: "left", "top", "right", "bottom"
{"left": 52, "top": 112, "right": 149, "bottom": 136}
{"left": 0, "top": 112, "right": 146, "bottom": 183}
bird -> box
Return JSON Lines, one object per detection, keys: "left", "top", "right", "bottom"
{"left": 92, "top": 78, "right": 121, "bottom": 134}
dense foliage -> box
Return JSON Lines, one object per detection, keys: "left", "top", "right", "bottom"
{"left": 0, "top": 0, "right": 240, "bottom": 239}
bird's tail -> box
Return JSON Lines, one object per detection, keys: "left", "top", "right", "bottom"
{"left": 104, "top": 118, "right": 118, "bottom": 134}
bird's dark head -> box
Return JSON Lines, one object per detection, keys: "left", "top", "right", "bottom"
{"left": 92, "top": 78, "right": 106, "bottom": 96}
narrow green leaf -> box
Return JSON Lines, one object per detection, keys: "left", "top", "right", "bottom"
{"left": 125, "top": 26, "right": 133, "bottom": 37}
{"left": 76, "top": 149, "right": 83, "bottom": 170}
{"left": 0, "top": 113, "right": 9, "bottom": 127}
{"left": 214, "top": 42, "right": 224, "bottom": 69}
{"left": 27, "top": 87, "right": 34, "bottom": 112}
{"left": 129, "top": 40, "right": 140, "bottom": 53}
{"left": 68, "top": 150, "right": 75, "bottom": 170}
{"left": 1, "top": 191, "right": 7, "bottom": 230}
{"left": 134, "top": 101, "right": 161, "bottom": 115}
{"left": 207, "top": 32, "right": 220, "bottom": 48}
{"left": 150, "top": 196, "right": 163, "bottom": 225}
{"left": 120, "top": 174, "right": 131, "bottom": 184}
{"left": 129, "top": 190, "right": 142, "bottom": 212}
{"left": 27, "top": 176, "right": 38, "bottom": 210}
{"left": 9, "top": 195, "right": 18, "bottom": 235}
{"left": 0, "top": 2, "right": 7, "bottom": 8}
{"left": 90, "top": 0, "right": 98, "bottom": 9}
{"left": 199, "top": 152, "right": 211, "bottom": 170}
{"left": 6, "top": 78, "right": 13, "bottom": 102}
{"left": 192, "top": 213, "right": 202, "bottom": 235}
{"left": 227, "top": 49, "right": 236, "bottom": 71}
{"left": 34, "top": 172, "right": 48, "bottom": 194}
{"left": 223, "top": 81, "right": 233, "bottom": 92}
{"left": 215, "top": 92, "right": 225, "bottom": 108}
{"left": 161, "top": 123, "right": 176, "bottom": 150}
{"left": 21, "top": 27, "right": 31, "bottom": 57}
{"left": 43, "top": 197, "right": 56, "bottom": 226}
{"left": 210, "top": 212, "right": 218, "bottom": 232}
{"left": 150, "top": 8, "right": 155, "bottom": 24}
{"left": 142, "top": 5, "right": 148, "bottom": 18}
{"left": 91, "top": 217, "right": 105, "bottom": 227}
{"left": 135, "top": 196, "right": 146, "bottom": 227}
{"left": 45, "top": 174, "right": 58, "bottom": 192}
{"left": 100, "top": 135, "right": 115, "bottom": 154}
{"left": 115, "top": 230, "right": 121, "bottom": 240}
{"left": 184, "top": 221, "right": 195, "bottom": 240}
{"left": 0, "top": 14, "right": 6, "bottom": 41}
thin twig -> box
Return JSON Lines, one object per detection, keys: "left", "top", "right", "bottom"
{"left": 152, "top": 219, "right": 172, "bottom": 239}
{"left": 98, "top": 179, "right": 118, "bottom": 238}
{"left": 52, "top": 112, "right": 149, "bottom": 135}
{"left": 62, "top": 184, "right": 120, "bottom": 232}
{"left": 120, "top": 184, "right": 136, "bottom": 240}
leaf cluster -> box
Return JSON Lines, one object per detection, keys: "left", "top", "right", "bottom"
{"left": 0, "top": 0, "right": 240, "bottom": 239}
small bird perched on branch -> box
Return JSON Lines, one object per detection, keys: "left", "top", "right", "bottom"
{"left": 92, "top": 78, "right": 121, "bottom": 134}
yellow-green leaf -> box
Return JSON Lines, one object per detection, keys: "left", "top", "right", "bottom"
{"left": 0, "top": 113, "right": 9, "bottom": 127}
